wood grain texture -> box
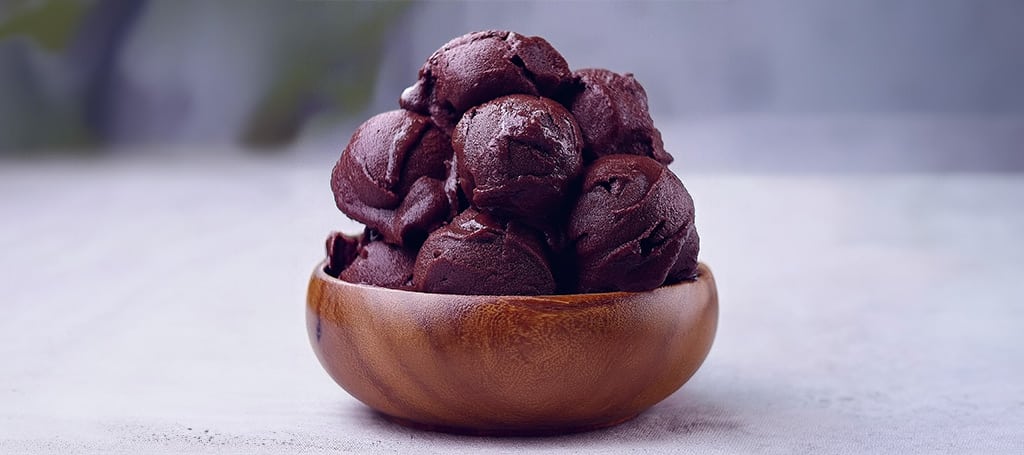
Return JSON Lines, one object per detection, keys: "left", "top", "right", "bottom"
{"left": 307, "top": 261, "right": 718, "bottom": 435}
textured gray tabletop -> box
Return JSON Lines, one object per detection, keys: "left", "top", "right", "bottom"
{"left": 1, "top": 160, "right": 1021, "bottom": 453}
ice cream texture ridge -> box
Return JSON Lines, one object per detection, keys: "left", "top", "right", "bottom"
{"left": 326, "top": 30, "right": 699, "bottom": 295}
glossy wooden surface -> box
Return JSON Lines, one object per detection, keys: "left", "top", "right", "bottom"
{"left": 307, "top": 261, "right": 718, "bottom": 434}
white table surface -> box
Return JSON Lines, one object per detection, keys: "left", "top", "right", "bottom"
{"left": 1, "top": 158, "right": 1022, "bottom": 453}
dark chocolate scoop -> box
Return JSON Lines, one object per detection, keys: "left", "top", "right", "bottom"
{"left": 325, "top": 231, "right": 361, "bottom": 277}
{"left": 400, "top": 30, "right": 575, "bottom": 134}
{"left": 667, "top": 224, "right": 701, "bottom": 283}
{"left": 339, "top": 239, "right": 417, "bottom": 290}
{"left": 568, "top": 155, "right": 699, "bottom": 293}
{"left": 413, "top": 209, "right": 556, "bottom": 295}
{"left": 453, "top": 94, "right": 583, "bottom": 227}
{"left": 331, "top": 110, "right": 454, "bottom": 246}
{"left": 569, "top": 68, "right": 672, "bottom": 164}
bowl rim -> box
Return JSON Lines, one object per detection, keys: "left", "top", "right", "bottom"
{"left": 312, "top": 260, "right": 711, "bottom": 302}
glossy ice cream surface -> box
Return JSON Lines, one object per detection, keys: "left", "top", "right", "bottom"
{"left": 414, "top": 209, "right": 556, "bottom": 295}
{"left": 340, "top": 239, "right": 417, "bottom": 291}
{"left": 331, "top": 110, "right": 453, "bottom": 247}
{"left": 400, "top": 30, "right": 575, "bottom": 134}
{"left": 569, "top": 68, "right": 672, "bottom": 164}
{"left": 326, "top": 30, "right": 700, "bottom": 295}
{"left": 453, "top": 94, "right": 583, "bottom": 227}
{"left": 568, "top": 155, "right": 699, "bottom": 293}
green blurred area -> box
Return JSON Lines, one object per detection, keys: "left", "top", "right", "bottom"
{"left": 0, "top": 0, "right": 91, "bottom": 51}
{"left": 242, "top": 1, "right": 409, "bottom": 148}
{"left": 0, "top": 0, "right": 410, "bottom": 153}
{"left": 0, "top": 0, "right": 95, "bottom": 155}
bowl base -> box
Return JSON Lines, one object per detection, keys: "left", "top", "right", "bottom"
{"left": 379, "top": 412, "right": 641, "bottom": 437}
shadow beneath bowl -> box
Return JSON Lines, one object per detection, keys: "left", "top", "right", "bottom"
{"left": 345, "top": 380, "right": 759, "bottom": 449}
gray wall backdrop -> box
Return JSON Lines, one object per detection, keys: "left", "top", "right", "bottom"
{"left": 1, "top": 0, "right": 1022, "bottom": 170}
{"left": 373, "top": 0, "right": 1024, "bottom": 117}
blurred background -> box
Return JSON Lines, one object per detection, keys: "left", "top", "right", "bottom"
{"left": 2, "top": 0, "right": 1022, "bottom": 170}
{"left": 3, "top": 3, "right": 1024, "bottom": 450}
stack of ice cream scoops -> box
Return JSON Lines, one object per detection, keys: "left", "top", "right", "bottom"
{"left": 325, "top": 30, "right": 699, "bottom": 295}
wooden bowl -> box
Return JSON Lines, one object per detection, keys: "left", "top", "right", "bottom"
{"left": 306, "top": 261, "right": 718, "bottom": 435}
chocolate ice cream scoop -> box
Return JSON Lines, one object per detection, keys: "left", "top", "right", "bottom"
{"left": 569, "top": 69, "right": 672, "bottom": 164}
{"left": 453, "top": 95, "right": 583, "bottom": 226}
{"left": 331, "top": 110, "right": 454, "bottom": 246}
{"left": 400, "top": 30, "right": 575, "bottom": 134}
{"left": 414, "top": 209, "right": 556, "bottom": 295}
{"left": 667, "top": 223, "right": 701, "bottom": 283}
{"left": 339, "top": 239, "right": 417, "bottom": 290}
{"left": 568, "top": 155, "right": 699, "bottom": 293}
{"left": 325, "top": 231, "right": 361, "bottom": 277}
